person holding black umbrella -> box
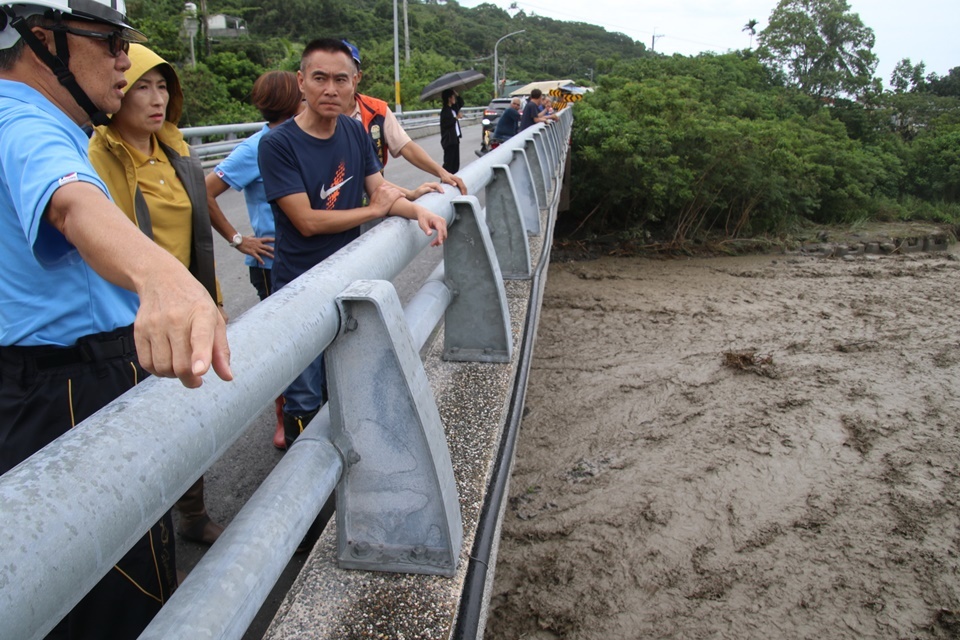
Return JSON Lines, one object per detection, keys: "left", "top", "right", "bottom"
{"left": 440, "top": 88, "right": 463, "bottom": 173}
{"left": 340, "top": 40, "right": 465, "bottom": 195}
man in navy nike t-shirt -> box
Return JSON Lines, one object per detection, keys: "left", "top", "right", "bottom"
{"left": 259, "top": 38, "right": 447, "bottom": 444}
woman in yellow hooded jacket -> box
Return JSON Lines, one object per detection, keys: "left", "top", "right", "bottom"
{"left": 89, "top": 44, "right": 223, "bottom": 547}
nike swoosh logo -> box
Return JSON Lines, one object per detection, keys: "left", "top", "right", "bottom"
{"left": 319, "top": 176, "right": 353, "bottom": 199}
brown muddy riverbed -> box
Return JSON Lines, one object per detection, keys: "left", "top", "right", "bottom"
{"left": 487, "top": 249, "right": 960, "bottom": 639}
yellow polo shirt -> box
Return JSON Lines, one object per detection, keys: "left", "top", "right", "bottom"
{"left": 120, "top": 136, "right": 193, "bottom": 269}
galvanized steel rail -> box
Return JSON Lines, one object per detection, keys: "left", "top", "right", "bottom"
{"left": 0, "top": 108, "right": 572, "bottom": 640}
{"left": 183, "top": 106, "right": 485, "bottom": 163}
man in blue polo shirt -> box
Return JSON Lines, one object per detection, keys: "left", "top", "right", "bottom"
{"left": 259, "top": 38, "right": 447, "bottom": 446}
{"left": 0, "top": 1, "right": 232, "bottom": 637}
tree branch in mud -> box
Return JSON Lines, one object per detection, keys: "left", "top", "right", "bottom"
{"left": 723, "top": 349, "right": 777, "bottom": 377}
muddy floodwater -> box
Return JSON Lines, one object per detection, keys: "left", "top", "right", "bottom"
{"left": 487, "top": 249, "right": 960, "bottom": 639}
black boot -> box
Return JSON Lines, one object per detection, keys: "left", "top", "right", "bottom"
{"left": 176, "top": 476, "right": 224, "bottom": 545}
{"left": 282, "top": 409, "right": 319, "bottom": 449}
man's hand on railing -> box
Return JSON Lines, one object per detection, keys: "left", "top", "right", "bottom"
{"left": 371, "top": 183, "right": 406, "bottom": 217}
{"left": 407, "top": 181, "right": 444, "bottom": 200}
{"left": 412, "top": 205, "right": 448, "bottom": 247}
{"left": 438, "top": 168, "right": 467, "bottom": 195}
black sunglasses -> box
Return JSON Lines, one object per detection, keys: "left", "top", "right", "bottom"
{"left": 43, "top": 23, "right": 130, "bottom": 58}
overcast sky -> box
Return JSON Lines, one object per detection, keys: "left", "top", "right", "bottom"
{"left": 455, "top": 0, "right": 957, "bottom": 86}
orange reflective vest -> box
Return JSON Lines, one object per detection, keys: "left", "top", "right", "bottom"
{"left": 355, "top": 93, "right": 390, "bottom": 168}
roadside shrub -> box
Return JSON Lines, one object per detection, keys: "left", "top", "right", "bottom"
{"left": 564, "top": 53, "right": 949, "bottom": 246}
{"left": 903, "top": 125, "right": 960, "bottom": 203}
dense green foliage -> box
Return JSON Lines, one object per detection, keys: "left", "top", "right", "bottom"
{"left": 568, "top": 52, "right": 960, "bottom": 245}
{"left": 124, "top": 0, "right": 644, "bottom": 125}
{"left": 560, "top": 0, "right": 957, "bottom": 245}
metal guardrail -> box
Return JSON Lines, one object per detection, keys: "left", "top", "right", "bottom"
{"left": 183, "top": 106, "right": 486, "bottom": 163}
{"left": 0, "top": 108, "right": 572, "bottom": 640}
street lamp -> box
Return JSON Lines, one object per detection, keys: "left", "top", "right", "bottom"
{"left": 494, "top": 29, "right": 524, "bottom": 98}
{"left": 182, "top": 2, "right": 199, "bottom": 69}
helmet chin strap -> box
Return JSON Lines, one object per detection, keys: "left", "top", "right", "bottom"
{"left": 8, "top": 10, "right": 110, "bottom": 126}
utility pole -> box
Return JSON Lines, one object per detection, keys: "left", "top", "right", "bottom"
{"left": 198, "top": 0, "right": 210, "bottom": 57}
{"left": 182, "top": 3, "right": 198, "bottom": 69}
{"left": 651, "top": 28, "right": 664, "bottom": 52}
{"left": 393, "top": 0, "right": 402, "bottom": 113}
{"left": 403, "top": 0, "right": 410, "bottom": 64}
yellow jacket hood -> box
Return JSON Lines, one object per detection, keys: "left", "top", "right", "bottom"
{"left": 120, "top": 43, "right": 184, "bottom": 125}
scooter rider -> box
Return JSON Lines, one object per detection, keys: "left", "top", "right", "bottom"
{"left": 492, "top": 96, "right": 521, "bottom": 144}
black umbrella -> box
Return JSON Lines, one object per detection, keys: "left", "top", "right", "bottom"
{"left": 419, "top": 69, "right": 486, "bottom": 102}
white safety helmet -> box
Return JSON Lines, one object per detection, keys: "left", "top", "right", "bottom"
{"left": 0, "top": 0, "right": 145, "bottom": 49}
{"left": 0, "top": 0, "right": 147, "bottom": 124}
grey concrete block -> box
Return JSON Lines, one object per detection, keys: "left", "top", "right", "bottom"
{"left": 847, "top": 243, "right": 865, "bottom": 256}
{"left": 924, "top": 235, "right": 949, "bottom": 252}
{"left": 899, "top": 237, "right": 923, "bottom": 253}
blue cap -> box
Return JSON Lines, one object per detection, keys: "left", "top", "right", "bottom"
{"left": 342, "top": 40, "right": 361, "bottom": 69}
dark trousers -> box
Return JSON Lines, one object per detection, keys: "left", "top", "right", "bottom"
{"left": 443, "top": 143, "right": 460, "bottom": 174}
{"left": 0, "top": 326, "right": 177, "bottom": 640}
{"left": 249, "top": 265, "right": 273, "bottom": 302}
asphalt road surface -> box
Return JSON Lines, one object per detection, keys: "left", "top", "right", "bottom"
{"left": 176, "top": 122, "right": 483, "bottom": 640}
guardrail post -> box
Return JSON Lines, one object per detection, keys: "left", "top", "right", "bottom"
{"left": 443, "top": 196, "right": 513, "bottom": 363}
{"left": 551, "top": 125, "right": 562, "bottom": 173}
{"left": 543, "top": 122, "right": 560, "bottom": 169}
{"left": 523, "top": 138, "right": 548, "bottom": 209}
{"left": 548, "top": 123, "right": 564, "bottom": 172}
{"left": 327, "top": 279, "right": 462, "bottom": 577}
{"left": 486, "top": 165, "right": 531, "bottom": 279}
{"left": 532, "top": 131, "right": 553, "bottom": 193}
{"left": 509, "top": 148, "right": 542, "bottom": 235}
{"left": 538, "top": 128, "right": 558, "bottom": 178}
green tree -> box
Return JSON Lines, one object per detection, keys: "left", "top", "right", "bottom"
{"left": 178, "top": 63, "right": 259, "bottom": 126}
{"left": 890, "top": 58, "right": 926, "bottom": 93}
{"left": 126, "top": 0, "right": 188, "bottom": 63}
{"left": 928, "top": 67, "right": 960, "bottom": 98}
{"left": 904, "top": 124, "right": 960, "bottom": 203}
{"left": 203, "top": 50, "right": 265, "bottom": 104}
{"left": 743, "top": 19, "right": 759, "bottom": 49}
{"left": 757, "top": 0, "right": 877, "bottom": 99}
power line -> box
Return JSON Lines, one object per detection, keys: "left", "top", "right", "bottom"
{"left": 481, "top": 0, "right": 734, "bottom": 52}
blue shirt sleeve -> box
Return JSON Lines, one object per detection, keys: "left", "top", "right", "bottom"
{"left": 0, "top": 105, "right": 109, "bottom": 267}
{"left": 214, "top": 132, "right": 261, "bottom": 192}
